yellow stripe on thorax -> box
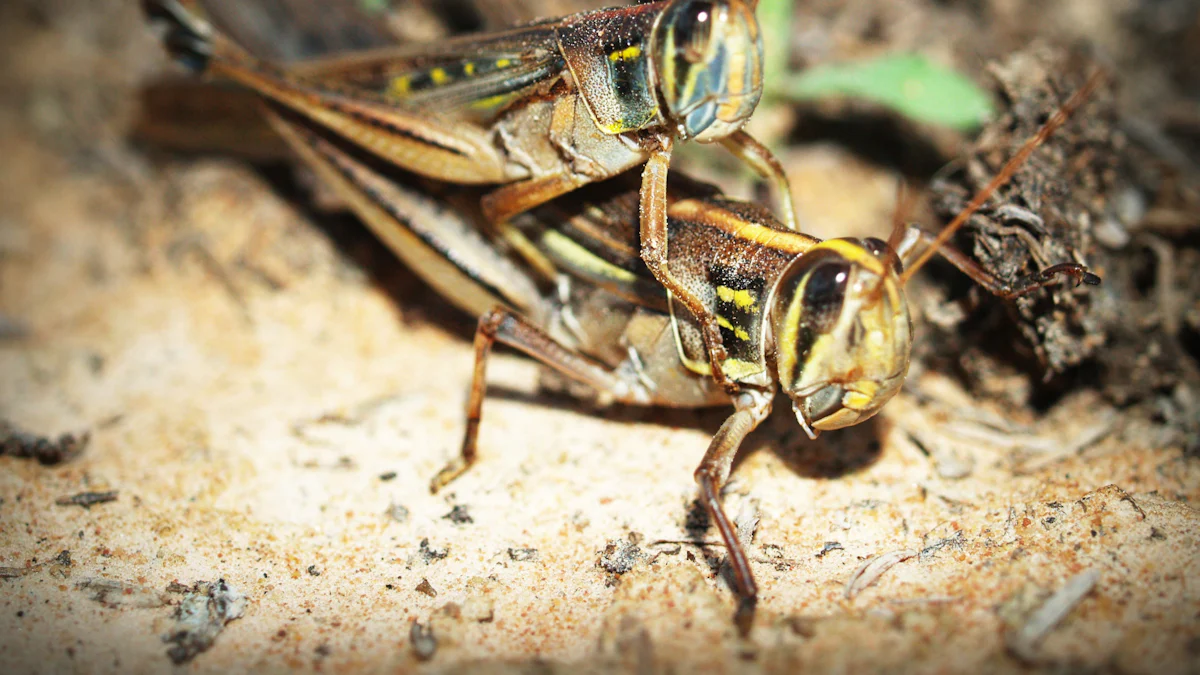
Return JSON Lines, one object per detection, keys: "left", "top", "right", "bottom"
{"left": 668, "top": 199, "right": 818, "bottom": 255}
{"left": 716, "top": 286, "right": 758, "bottom": 311}
{"left": 608, "top": 45, "right": 642, "bottom": 62}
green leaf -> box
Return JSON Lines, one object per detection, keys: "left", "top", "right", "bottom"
{"left": 778, "top": 53, "right": 995, "bottom": 131}
{"left": 358, "top": 0, "right": 389, "bottom": 14}
{"left": 755, "top": 0, "right": 793, "bottom": 91}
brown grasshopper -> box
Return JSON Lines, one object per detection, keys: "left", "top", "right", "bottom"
{"left": 143, "top": 0, "right": 799, "bottom": 389}
{"left": 238, "top": 70, "right": 1101, "bottom": 631}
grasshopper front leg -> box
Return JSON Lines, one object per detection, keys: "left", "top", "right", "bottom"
{"left": 721, "top": 130, "right": 800, "bottom": 232}
{"left": 638, "top": 139, "right": 739, "bottom": 392}
{"left": 694, "top": 387, "right": 774, "bottom": 636}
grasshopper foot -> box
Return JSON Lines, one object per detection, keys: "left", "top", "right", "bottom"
{"left": 430, "top": 459, "right": 469, "bottom": 494}
{"left": 734, "top": 595, "right": 757, "bottom": 637}
{"left": 1006, "top": 262, "right": 1101, "bottom": 298}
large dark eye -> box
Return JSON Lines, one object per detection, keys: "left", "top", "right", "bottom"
{"left": 802, "top": 261, "right": 850, "bottom": 333}
{"left": 674, "top": 1, "right": 715, "bottom": 62}
{"left": 863, "top": 237, "right": 903, "bottom": 275}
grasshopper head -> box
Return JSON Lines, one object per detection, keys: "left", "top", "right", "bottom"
{"left": 770, "top": 239, "right": 912, "bottom": 438}
{"left": 652, "top": 1, "right": 763, "bottom": 142}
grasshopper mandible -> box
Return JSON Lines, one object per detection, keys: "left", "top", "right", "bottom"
{"left": 241, "top": 69, "right": 1101, "bottom": 631}
{"left": 143, "top": 0, "right": 796, "bottom": 389}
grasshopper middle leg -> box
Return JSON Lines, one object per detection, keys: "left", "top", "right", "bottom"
{"left": 432, "top": 305, "right": 771, "bottom": 633}
{"left": 431, "top": 306, "right": 654, "bottom": 493}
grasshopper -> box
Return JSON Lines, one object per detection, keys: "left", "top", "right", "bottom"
{"left": 236, "top": 70, "right": 1100, "bottom": 631}
{"left": 143, "top": 0, "right": 799, "bottom": 389}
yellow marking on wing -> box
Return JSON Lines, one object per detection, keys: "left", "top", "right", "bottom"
{"left": 463, "top": 62, "right": 476, "bottom": 76}
{"left": 430, "top": 68, "right": 450, "bottom": 85}
{"left": 717, "top": 286, "right": 758, "bottom": 311}
{"left": 609, "top": 45, "right": 642, "bottom": 62}
{"left": 388, "top": 75, "right": 411, "bottom": 97}
{"left": 541, "top": 230, "right": 637, "bottom": 283}
{"left": 495, "top": 58, "right": 512, "bottom": 68}
{"left": 716, "top": 316, "right": 750, "bottom": 341}
{"left": 469, "top": 92, "right": 517, "bottom": 110}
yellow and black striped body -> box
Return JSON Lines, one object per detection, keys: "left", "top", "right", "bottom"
{"left": 517, "top": 181, "right": 912, "bottom": 432}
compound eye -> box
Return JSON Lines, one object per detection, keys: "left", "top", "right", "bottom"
{"left": 802, "top": 260, "right": 851, "bottom": 333}
{"left": 863, "top": 237, "right": 903, "bottom": 275}
{"left": 674, "top": 1, "right": 715, "bottom": 62}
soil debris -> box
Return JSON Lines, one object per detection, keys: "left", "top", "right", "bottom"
{"left": 1, "top": 420, "right": 89, "bottom": 465}
{"left": 844, "top": 549, "right": 917, "bottom": 599}
{"left": 442, "top": 504, "right": 473, "bottom": 525}
{"left": 1005, "top": 569, "right": 1101, "bottom": 663}
{"left": 461, "top": 577, "right": 497, "bottom": 623}
{"left": 409, "top": 620, "right": 437, "bottom": 661}
{"left": 161, "top": 579, "right": 247, "bottom": 665}
{"left": 507, "top": 547, "right": 539, "bottom": 562}
{"left": 418, "top": 538, "right": 448, "bottom": 563}
{"left": 78, "top": 579, "right": 170, "bottom": 609}
{"left": 919, "top": 529, "right": 966, "bottom": 562}
{"left": 816, "top": 541, "right": 844, "bottom": 558}
{"left": 415, "top": 578, "right": 437, "bottom": 598}
{"left": 927, "top": 44, "right": 1120, "bottom": 374}
{"left": 385, "top": 502, "right": 409, "bottom": 523}
{"left": 0, "top": 550, "right": 72, "bottom": 580}
{"left": 54, "top": 490, "right": 118, "bottom": 509}
{"left": 598, "top": 538, "right": 645, "bottom": 577}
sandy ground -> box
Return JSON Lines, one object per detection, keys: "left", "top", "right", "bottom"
{"left": 1, "top": 1, "right": 1199, "bottom": 673}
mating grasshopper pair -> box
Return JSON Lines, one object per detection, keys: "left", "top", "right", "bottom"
{"left": 144, "top": 0, "right": 1101, "bottom": 632}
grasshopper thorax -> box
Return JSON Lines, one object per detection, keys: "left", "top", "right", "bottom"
{"left": 651, "top": 1, "right": 763, "bottom": 142}
{"left": 770, "top": 238, "right": 912, "bottom": 438}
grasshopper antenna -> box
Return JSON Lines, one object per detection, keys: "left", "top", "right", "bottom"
{"left": 899, "top": 68, "right": 1108, "bottom": 285}
{"left": 885, "top": 178, "right": 916, "bottom": 270}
